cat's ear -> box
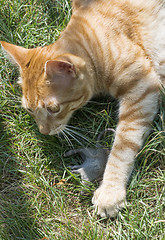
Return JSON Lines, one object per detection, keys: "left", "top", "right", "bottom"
{"left": 0, "top": 41, "right": 30, "bottom": 69}
{"left": 45, "top": 60, "right": 77, "bottom": 89}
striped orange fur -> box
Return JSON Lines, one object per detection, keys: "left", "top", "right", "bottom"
{"left": 1, "top": 0, "right": 165, "bottom": 217}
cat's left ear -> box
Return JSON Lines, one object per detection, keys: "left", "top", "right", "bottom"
{"left": 45, "top": 60, "right": 77, "bottom": 89}
{"left": 1, "top": 41, "right": 32, "bottom": 69}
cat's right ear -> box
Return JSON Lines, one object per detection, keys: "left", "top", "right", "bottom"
{"left": 0, "top": 41, "right": 30, "bottom": 69}
{"left": 45, "top": 60, "right": 77, "bottom": 89}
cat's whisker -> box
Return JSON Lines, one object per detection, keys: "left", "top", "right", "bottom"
{"left": 66, "top": 125, "right": 95, "bottom": 134}
{"left": 56, "top": 125, "right": 65, "bottom": 133}
{"left": 60, "top": 129, "right": 74, "bottom": 148}
{"left": 63, "top": 128, "right": 86, "bottom": 148}
{"left": 65, "top": 126, "right": 94, "bottom": 146}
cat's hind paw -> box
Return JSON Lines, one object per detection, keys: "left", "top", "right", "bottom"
{"left": 92, "top": 183, "right": 126, "bottom": 218}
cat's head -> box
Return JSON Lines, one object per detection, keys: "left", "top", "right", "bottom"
{"left": 1, "top": 41, "right": 91, "bottom": 135}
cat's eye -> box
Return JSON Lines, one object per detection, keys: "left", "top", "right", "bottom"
{"left": 46, "top": 104, "right": 60, "bottom": 114}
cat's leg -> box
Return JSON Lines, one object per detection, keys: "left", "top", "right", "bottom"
{"left": 92, "top": 72, "right": 160, "bottom": 217}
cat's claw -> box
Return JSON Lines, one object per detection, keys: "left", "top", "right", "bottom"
{"left": 92, "top": 183, "right": 126, "bottom": 218}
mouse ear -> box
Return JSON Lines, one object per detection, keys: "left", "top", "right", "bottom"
{"left": 45, "top": 60, "right": 77, "bottom": 89}
{"left": 64, "top": 149, "right": 84, "bottom": 157}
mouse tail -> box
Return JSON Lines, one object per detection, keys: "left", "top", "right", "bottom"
{"left": 96, "top": 128, "right": 115, "bottom": 148}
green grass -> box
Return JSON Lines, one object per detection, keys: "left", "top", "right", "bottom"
{"left": 0, "top": 0, "right": 165, "bottom": 239}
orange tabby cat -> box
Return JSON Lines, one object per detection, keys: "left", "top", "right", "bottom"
{"left": 1, "top": 0, "right": 165, "bottom": 217}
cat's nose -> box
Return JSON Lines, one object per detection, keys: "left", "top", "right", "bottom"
{"left": 39, "top": 125, "right": 50, "bottom": 135}
{"left": 41, "top": 129, "right": 50, "bottom": 135}
{"left": 40, "top": 128, "right": 50, "bottom": 135}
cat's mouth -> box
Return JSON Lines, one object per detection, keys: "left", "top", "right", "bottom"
{"left": 49, "top": 125, "right": 65, "bottom": 136}
{"left": 38, "top": 124, "right": 64, "bottom": 136}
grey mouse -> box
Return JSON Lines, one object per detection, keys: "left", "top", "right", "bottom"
{"left": 64, "top": 128, "right": 115, "bottom": 183}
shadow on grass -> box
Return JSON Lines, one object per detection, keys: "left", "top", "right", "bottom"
{"left": 0, "top": 116, "right": 43, "bottom": 239}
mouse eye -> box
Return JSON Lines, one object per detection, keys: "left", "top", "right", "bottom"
{"left": 46, "top": 104, "right": 60, "bottom": 114}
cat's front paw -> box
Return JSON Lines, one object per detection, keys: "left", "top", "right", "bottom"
{"left": 92, "top": 183, "right": 126, "bottom": 218}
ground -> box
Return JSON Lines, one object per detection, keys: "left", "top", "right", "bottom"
{"left": 0, "top": 0, "right": 164, "bottom": 239}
